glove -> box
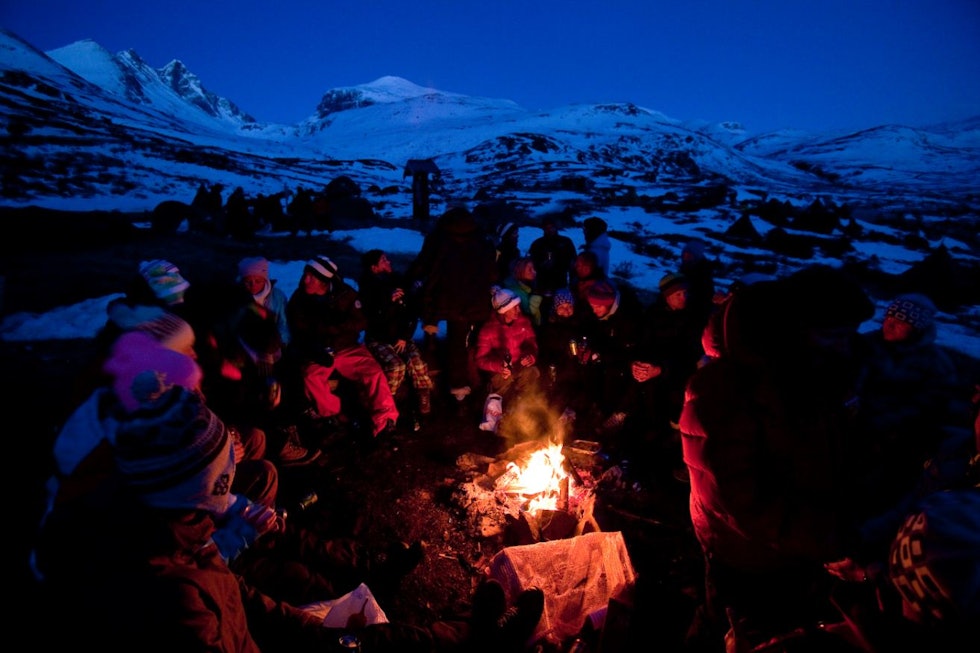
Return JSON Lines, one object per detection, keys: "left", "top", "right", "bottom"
{"left": 211, "top": 496, "right": 260, "bottom": 562}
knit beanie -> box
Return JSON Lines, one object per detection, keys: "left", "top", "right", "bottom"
{"left": 105, "top": 302, "right": 196, "bottom": 355}
{"left": 114, "top": 387, "right": 235, "bottom": 515}
{"left": 885, "top": 293, "right": 937, "bottom": 332}
{"left": 659, "top": 272, "right": 689, "bottom": 297}
{"left": 491, "top": 286, "right": 521, "bottom": 314}
{"left": 887, "top": 488, "right": 980, "bottom": 625}
{"left": 238, "top": 256, "right": 270, "bottom": 281}
{"left": 587, "top": 280, "right": 618, "bottom": 308}
{"left": 136, "top": 312, "right": 196, "bottom": 354}
{"left": 103, "top": 331, "right": 203, "bottom": 413}
{"left": 139, "top": 259, "right": 190, "bottom": 305}
{"left": 496, "top": 222, "right": 517, "bottom": 244}
{"left": 552, "top": 288, "right": 574, "bottom": 313}
{"left": 306, "top": 255, "right": 338, "bottom": 282}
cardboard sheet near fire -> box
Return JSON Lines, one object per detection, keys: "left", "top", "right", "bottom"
{"left": 489, "top": 531, "right": 637, "bottom": 646}
{"left": 454, "top": 434, "right": 637, "bottom": 645}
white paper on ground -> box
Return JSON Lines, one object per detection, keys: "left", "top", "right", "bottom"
{"left": 300, "top": 582, "right": 389, "bottom": 627}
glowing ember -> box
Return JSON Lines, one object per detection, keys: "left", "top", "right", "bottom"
{"left": 497, "top": 441, "right": 571, "bottom": 513}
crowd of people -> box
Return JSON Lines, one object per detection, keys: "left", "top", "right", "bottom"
{"left": 29, "top": 204, "right": 979, "bottom": 652}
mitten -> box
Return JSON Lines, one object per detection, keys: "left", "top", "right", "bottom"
{"left": 211, "top": 496, "right": 260, "bottom": 562}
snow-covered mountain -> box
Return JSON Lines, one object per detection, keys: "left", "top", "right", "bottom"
{"left": 1, "top": 27, "right": 978, "bottom": 223}
{"left": 1, "top": 27, "right": 979, "bottom": 357}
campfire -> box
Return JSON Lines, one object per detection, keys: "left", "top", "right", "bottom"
{"left": 493, "top": 440, "right": 571, "bottom": 512}
{"left": 456, "top": 436, "right": 605, "bottom": 544}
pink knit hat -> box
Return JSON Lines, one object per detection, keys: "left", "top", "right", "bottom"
{"left": 104, "top": 331, "right": 203, "bottom": 413}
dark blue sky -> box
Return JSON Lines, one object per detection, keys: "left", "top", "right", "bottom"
{"left": 3, "top": 0, "right": 979, "bottom": 134}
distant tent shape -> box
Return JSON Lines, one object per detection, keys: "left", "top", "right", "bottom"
{"left": 725, "top": 214, "right": 762, "bottom": 243}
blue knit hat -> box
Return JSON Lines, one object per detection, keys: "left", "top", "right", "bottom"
{"left": 552, "top": 288, "right": 574, "bottom": 313}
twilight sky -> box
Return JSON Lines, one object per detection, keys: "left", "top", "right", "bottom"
{"left": 2, "top": 0, "right": 979, "bottom": 134}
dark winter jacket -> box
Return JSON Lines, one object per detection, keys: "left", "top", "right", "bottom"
{"left": 578, "top": 283, "right": 645, "bottom": 371}
{"left": 679, "top": 272, "right": 873, "bottom": 573}
{"left": 414, "top": 208, "right": 497, "bottom": 326}
{"left": 358, "top": 270, "right": 419, "bottom": 345}
{"left": 528, "top": 232, "right": 577, "bottom": 294}
{"left": 286, "top": 279, "right": 366, "bottom": 355}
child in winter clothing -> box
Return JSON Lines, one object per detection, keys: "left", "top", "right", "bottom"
{"left": 474, "top": 287, "right": 541, "bottom": 433}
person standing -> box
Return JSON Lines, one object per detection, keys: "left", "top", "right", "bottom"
{"left": 679, "top": 265, "right": 876, "bottom": 652}
{"left": 411, "top": 206, "right": 498, "bottom": 413}
{"left": 494, "top": 222, "right": 522, "bottom": 282}
{"left": 528, "top": 215, "right": 577, "bottom": 316}
{"left": 581, "top": 217, "right": 611, "bottom": 277}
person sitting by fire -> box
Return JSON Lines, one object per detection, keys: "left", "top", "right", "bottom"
{"left": 284, "top": 255, "right": 400, "bottom": 440}
{"left": 34, "top": 357, "right": 545, "bottom": 651}
{"left": 474, "top": 286, "right": 541, "bottom": 434}
{"left": 575, "top": 279, "right": 647, "bottom": 441}
{"left": 358, "top": 249, "right": 435, "bottom": 425}
{"left": 535, "top": 288, "right": 589, "bottom": 421}
{"left": 501, "top": 256, "right": 545, "bottom": 328}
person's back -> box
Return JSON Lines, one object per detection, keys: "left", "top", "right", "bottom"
{"left": 680, "top": 265, "right": 876, "bottom": 650}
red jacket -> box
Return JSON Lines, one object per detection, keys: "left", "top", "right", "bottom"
{"left": 474, "top": 312, "right": 538, "bottom": 375}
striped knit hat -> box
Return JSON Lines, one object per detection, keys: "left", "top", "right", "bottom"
{"left": 306, "top": 255, "right": 339, "bottom": 282}
{"left": 139, "top": 259, "right": 190, "bottom": 305}
{"left": 114, "top": 388, "right": 235, "bottom": 515}
{"left": 491, "top": 286, "right": 521, "bottom": 314}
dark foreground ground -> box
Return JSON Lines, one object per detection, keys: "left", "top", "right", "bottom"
{"left": 3, "top": 208, "right": 702, "bottom": 650}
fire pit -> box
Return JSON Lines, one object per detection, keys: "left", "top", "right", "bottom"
{"left": 455, "top": 436, "right": 607, "bottom": 545}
